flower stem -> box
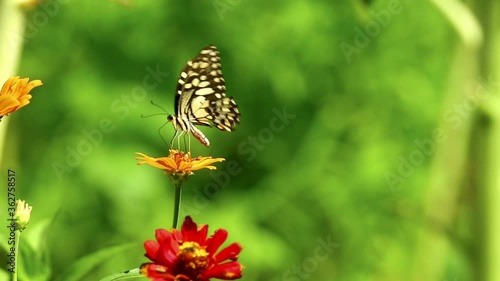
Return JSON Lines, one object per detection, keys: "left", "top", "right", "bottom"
{"left": 0, "top": 0, "right": 28, "bottom": 165}
{"left": 172, "top": 181, "right": 182, "bottom": 229}
{"left": 9, "top": 230, "right": 21, "bottom": 281}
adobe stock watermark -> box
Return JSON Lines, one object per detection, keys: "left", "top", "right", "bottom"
{"left": 51, "top": 65, "right": 169, "bottom": 181}
{"left": 181, "top": 106, "right": 297, "bottom": 215}
{"left": 212, "top": 0, "right": 242, "bottom": 21}
{"left": 282, "top": 235, "right": 339, "bottom": 281}
{"left": 385, "top": 76, "right": 499, "bottom": 191}
{"left": 339, "top": 0, "right": 411, "bottom": 63}
{"left": 9, "top": 0, "right": 69, "bottom": 48}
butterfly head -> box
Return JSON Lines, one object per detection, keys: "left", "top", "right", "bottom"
{"left": 167, "top": 114, "right": 178, "bottom": 130}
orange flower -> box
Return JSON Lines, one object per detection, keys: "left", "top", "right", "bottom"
{"left": 135, "top": 150, "right": 225, "bottom": 177}
{"left": 0, "top": 76, "right": 43, "bottom": 119}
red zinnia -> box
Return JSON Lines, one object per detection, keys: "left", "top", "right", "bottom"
{"left": 140, "top": 216, "right": 244, "bottom": 281}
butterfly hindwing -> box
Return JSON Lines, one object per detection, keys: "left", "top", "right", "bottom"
{"left": 175, "top": 45, "right": 240, "bottom": 132}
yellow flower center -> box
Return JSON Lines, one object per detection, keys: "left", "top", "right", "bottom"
{"left": 178, "top": 241, "right": 209, "bottom": 276}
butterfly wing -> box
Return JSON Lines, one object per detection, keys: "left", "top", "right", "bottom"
{"left": 175, "top": 45, "right": 240, "bottom": 131}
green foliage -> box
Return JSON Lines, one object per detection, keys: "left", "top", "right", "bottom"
{"left": 53, "top": 244, "right": 137, "bottom": 281}
{"left": 1, "top": 0, "right": 497, "bottom": 280}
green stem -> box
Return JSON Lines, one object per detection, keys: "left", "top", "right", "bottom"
{"left": 10, "top": 230, "right": 21, "bottom": 281}
{"left": 0, "top": 0, "right": 28, "bottom": 165}
{"left": 172, "top": 180, "right": 183, "bottom": 228}
{"left": 469, "top": 1, "right": 500, "bottom": 281}
{"left": 0, "top": 0, "right": 26, "bottom": 76}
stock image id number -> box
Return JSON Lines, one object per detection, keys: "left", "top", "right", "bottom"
{"left": 7, "top": 170, "right": 16, "bottom": 214}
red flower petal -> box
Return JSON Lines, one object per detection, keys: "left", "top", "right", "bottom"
{"left": 172, "top": 229, "right": 182, "bottom": 242}
{"left": 181, "top": 216, "right": 199, "bottom": 242}
{"left": 144, "top": 240, "right": 160, "bottom": 260}
{"left": 157, "top": 236, "right": 180, "bottom": 267}
{"left": 206, "top": 229, "right": 228, "bottom": 256}
{"left": 214, "top": 243, "right": 243, "bottom": 263}
{"left": 202, "top": 262, "right": 244, "bottom": 280}
{"left": 173, "top": 274, "right": 192, "bottom": 281}
{"left": 196, "top": 224, "right": 209, "bottom": 245}
{"left": 141, "top": 217, "right": 244, "bottom": 281}
{"left": 140, "top": 263, "right": 176, "bottom": 281}
{"left": 155, "top": 229, "right": 172, "bottom": 244}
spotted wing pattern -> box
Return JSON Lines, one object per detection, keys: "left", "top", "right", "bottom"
{"left": 175, "top": 45, "right": 240, "bottom": 132}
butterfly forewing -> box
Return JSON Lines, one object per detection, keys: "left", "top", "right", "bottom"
{"left": 175, "top": 45, "right": 240, "bottom": 131}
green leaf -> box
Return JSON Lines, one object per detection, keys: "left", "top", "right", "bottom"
{"left": 54, "top": 244, "right": 136, "bottom": 281}
{"left": 18, "top": 236, "right": 51, "bottom": 281}
{"left": 0, "top": 220, "right": 52, "bottom": 281}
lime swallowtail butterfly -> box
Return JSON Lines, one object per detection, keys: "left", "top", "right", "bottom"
{"left": 167, "top": 45, "right": 240, "bottom": 148}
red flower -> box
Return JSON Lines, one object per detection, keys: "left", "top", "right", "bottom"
{"left": 140, "top": 216, "right": 244, "bottom": 281}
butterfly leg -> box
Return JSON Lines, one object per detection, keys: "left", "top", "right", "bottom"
{"left": 171, "top": 129, "right": 186, "bottom": 150}
{"left": 177, "top": 130, "right": 187, "bottom": 150}
{"left": 179, "top": 132, "right": 190, "bottom": 153}
{"left": 169, "top": 129, "right": 178, "bottom": 149}
{"left": 157, "top": 122, "right": 170, "bottom": 148}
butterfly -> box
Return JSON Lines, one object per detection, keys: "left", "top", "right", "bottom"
{"left": 167, "top": 45, "right": 240, "bottom": 148}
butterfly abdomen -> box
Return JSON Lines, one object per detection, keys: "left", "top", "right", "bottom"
{"left": 190, "top": 126, "right": 210, "bottom": 147}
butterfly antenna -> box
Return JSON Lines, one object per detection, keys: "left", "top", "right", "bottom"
{"left": 150, "top": 100, "right": 170, "bottom": 114}
{"left": 141, "top": 112, "right": 168, "bottom": 118}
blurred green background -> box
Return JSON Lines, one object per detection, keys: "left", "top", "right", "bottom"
{"left": 1, "top": 0, "right": 499, "bottom": 280}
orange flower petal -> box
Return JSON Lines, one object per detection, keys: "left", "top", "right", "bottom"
{"left": 0, "top": 96, "right": 21, "bottom": 116}
{"left": 135, "top": 151, "right": 225, "bottom": 176}
{"left": 0, "top": 76, "right": 42, "bottom": 117}
{"left": 158, "top": 157, "right": 178, "bottom": 171}
{"left": 191, "top": 157, "right": 225, "bottom": 171}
